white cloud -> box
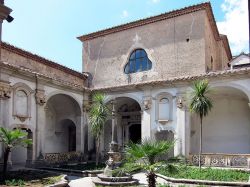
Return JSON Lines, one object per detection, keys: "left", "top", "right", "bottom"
{"left": 121, "top": 10, "right": 129, "bottom": 18}
{"left": 152, "top": 0, "right": 160, "bottom": 3}
{"left": 217, "top": 0, "right": 249, "bottom": 55}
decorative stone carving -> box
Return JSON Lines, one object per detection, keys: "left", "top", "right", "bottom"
{"left": 35, "top": 89, "right": 46, "bottom": 105}
{"left": 176, "top": 95, "right": 184, "bottom": 108}
{"left": 44, "top": 151, "right": 81, "bottom": 164}
{"left": 191, "top": 155, "right": 205, "bottom": 166}
{"left": 16, "top": 116, "right": 28, "bottom": 122}
{"left": 0, "top": 81, "right": 11, "bottom": 99}
{"left": 210, "top": 155, "right": 226, "bottom": 166}
{"left": 142, "top": 96, "right": 152, "bottom": 110}
{"left": 82, "top": 99, "right": 91, "bottom": 112}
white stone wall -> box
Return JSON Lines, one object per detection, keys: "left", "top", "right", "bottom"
{"left": 0, "top": 70, "right": 85, "bottom": 166}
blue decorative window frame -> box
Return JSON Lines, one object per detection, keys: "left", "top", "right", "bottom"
{"left": 124, "top": 49, "right": 152, "bottom": 74}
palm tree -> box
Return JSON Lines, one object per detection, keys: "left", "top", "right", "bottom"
{"left": 0, "top": 127, "right": 32, "bottom": 180}
{"left": 125, "top": 138, "right": 174, "bottom": 187}
{"left": 89, "top": 92, "right": 110, "bottom": 166}
{"left": 189, "top": 79, "right": 213, "bottom": 169}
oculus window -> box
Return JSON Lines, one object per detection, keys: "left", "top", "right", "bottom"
{"left": 124, "top": 49, "right": 152, "bottom": 74}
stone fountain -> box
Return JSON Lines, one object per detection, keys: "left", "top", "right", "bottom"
{"left": 92, "top": 100, "right": 139, "bottom": 186}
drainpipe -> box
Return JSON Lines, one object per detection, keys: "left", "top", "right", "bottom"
{"left": 34, "top": 74, "right": 38, "bottom": 160}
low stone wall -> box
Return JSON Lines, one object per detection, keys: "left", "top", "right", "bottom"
{"left": 190, "top": 153, "right": 250, "bottom": 168}
{"left": 44, "top": 152, "right": 82, "bottom": 165}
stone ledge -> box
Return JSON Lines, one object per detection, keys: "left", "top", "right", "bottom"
{"left": 156, "top": 173, "right": 250, "bottom": 186}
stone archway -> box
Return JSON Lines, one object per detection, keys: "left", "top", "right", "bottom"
{"left": 190, "top": 86, "right": 250, "bottom": 154}
{"left": 103, "top": 97, "right": 142, "bottom": 152}
{"left": 44, "top": 94, "right": 81, "bottom": 154}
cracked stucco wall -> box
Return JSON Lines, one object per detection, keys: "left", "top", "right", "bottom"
{"left": 204, "top": 15, "right": 230, "bottom": 72}
{"left": 83, "top": 10, "right": 208, "bottom": 88}
{"left": 1, "top": 49, "right": 84, "bottom": 86}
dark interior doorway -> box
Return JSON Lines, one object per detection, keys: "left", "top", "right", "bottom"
{"left": 129, "top": 124, "right": 141, "bottom": 143}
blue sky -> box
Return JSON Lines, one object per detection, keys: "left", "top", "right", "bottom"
{"left": 3, "top": 0, "right": 249, "bottom": 72}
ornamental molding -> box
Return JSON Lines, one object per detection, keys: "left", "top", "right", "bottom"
{"left": 35, "top": 89, "right": 46, "bottom": 106}
{"left": 142, "top": 96, "right": 152, "bottom": 110}
{"left": 176, "top": 93, "right": 187, "bottom": 109}
{"left": 0, "top": 81, "right": 11, "bottom": 99}
{"left": 82, "top": 99, "right": 91, "bottom": 112}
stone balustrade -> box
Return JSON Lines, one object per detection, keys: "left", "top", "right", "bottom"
{"left": 44, "top": 151, "right": 82, "bottom": 164}
{"left": 190, "top": 153, "right": 250, "bottom": 168}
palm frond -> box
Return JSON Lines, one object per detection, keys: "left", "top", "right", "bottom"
{"left": 189, "top": 79, "right": 213, "bottom": 118}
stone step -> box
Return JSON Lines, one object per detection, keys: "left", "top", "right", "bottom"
{"left": 92, "top": 177, "right": 139, "bottom": 186}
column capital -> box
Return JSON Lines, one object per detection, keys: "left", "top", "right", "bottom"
{"left": 35, "top": 89, "right": 46, "bottom": 106}
{"left": 82, "top": 99, "right": 91, "bottom": 112}
{"left": 0, "top": 81, "right": 11, "bottom": 99}
{"left": 142, "top": 96, "right": 152, "bottom": 110}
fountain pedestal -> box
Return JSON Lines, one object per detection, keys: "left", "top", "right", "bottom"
{"left": 92, "top": 100, "right": 139, "bottom": 186}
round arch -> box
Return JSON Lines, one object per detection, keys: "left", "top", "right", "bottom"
{"left": 46, "top": 91, "right": 82, "bottom": 113}
{"left": 211, "top": 83, "right": 250, "bottom": 102}
{"left": 190, "top": 84, "right": 250, "bottom": 154}
{"left": 105, "top": 94, "right": 143, "bottom": 110}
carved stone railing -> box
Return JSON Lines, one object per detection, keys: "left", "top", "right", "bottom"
{"left": 190, "top": 153, "right": 250, "bottom": 168}
{"left": 44, "top": 151, "right": 82, "bottom": 164}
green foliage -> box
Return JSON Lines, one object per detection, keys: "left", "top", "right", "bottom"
{"left": 122, "top": 139, "right": 175, "bottom": 187}
{"left": 189, "top": 79, "right": 213, "bottom": 118}
{"left": 159, "top": 165, "right": 249, "bottom": 182}
{"left": 125, "top": 138, "right": 174, "bottom": 166}
{"left": 89, "top": 92, "right": 110, "bottom": 165}
{"left": 0, "top": 127, "right": 32, "bottom": 148}
{"left": 89, "top": 92, "right": 110, "bottom": 139}
{"left": 5, "top": 179, "right": 25, "bottom": 186}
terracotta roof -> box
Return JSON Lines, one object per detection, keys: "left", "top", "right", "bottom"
{"left": 220, "top": 34, "right": 232, "bottom": 60}
{"left": 77, "top": 2, "right": 232, "bottom": 60}
{"left": 78, "top": 2, "right": 213, "bottom": 41}
{"left": 1, "top": 61, "right": 89, "bottom": 91}
{"left": 1, "top": 42, "right": 87, "bottom": 80}
{"left": 92, "top": 68, "right": 250, "bottom": 92}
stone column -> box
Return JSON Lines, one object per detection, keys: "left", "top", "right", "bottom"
{"left": 33, "top": 87, "right": 46, "bottom": 166}
{"left": 110, "top": 99, "right": 118, "bottom": 149}
{"left": 0, "top": 81, "right": 11, "bottom": 168}
{"left": 176, "top": 94, "right": 190, "bottom": 157}
{"left": 141, "top": 96, "right": 152, "bottom": 139}
{"left": 82, "top": 98, "right": 90, "bottom": 161}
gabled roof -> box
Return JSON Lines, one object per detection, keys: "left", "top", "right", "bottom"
{"left": 1, "top": 42, "right": 87, "bottom": 80}
{"left": 77, "top": 2, "right": 232, "bottom": 60}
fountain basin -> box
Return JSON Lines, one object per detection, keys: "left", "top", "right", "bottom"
{"left": 92, "top": 174, "right": 139, "bottom": 186}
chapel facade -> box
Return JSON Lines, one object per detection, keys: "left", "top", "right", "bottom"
{"left": 0, "top": 2, "right": 250, "bottom": 168}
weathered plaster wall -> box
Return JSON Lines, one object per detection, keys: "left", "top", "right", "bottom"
{"left": 83, "top": 10, "right": 206, "bottom": 88}
{"left": 204, "top": 16, "right": 229, "bottom": 71}
{"left": 1, "top": 48, "right": 84, "bottom": 86}
{"left": 0, "top": 68, "right": 85, "bottom": 165}
{"left": 191, "top": 87, "right": 250, "bottom": 154}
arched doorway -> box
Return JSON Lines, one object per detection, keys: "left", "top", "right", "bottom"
{"left": 11, "top": 128, "right": 33, "bottom": 166}
{"left": 190, "top": 86, "right": 250, "bottom": 154}
{"left": 44, "top": 94, "right": 81, "bottom": 153}
{"left": 103, "top": 97, "right": 141, "bottom": 152}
